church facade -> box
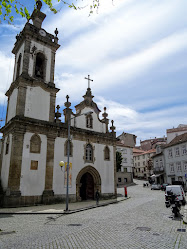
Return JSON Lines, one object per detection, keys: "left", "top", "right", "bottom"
{"left": 0, "top": 2, "right": 117, "bottom": 207}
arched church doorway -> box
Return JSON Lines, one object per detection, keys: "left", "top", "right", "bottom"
{"left": 76, "top": 166, "right": 101, "bottom": 201}
{"left": 80, "top": 172, "right": 94, "bottom": 200}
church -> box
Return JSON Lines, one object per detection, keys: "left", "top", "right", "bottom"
{"left": 0, "top": 1, "right": 117, "bottom": 207}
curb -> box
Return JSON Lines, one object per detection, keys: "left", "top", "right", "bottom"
{"left": 0, "top": 197, "right": 130, "bottom": 215}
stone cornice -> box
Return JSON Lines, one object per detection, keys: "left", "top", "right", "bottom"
{"left": 0, "top": 116, "right": 117, "bottom": 145}
{"left": 12, "top": 23, "right": 60, "bottom": 55}
{"left": 5, "top": 74, "right": 59, "bottom": 97}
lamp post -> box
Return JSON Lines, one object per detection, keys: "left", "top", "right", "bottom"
{"left": 61, "top": 110, "right": 93, "bottom": 212}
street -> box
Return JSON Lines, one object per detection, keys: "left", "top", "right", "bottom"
{"left": 0, "top": 180, "right": 187, "bottom": 249}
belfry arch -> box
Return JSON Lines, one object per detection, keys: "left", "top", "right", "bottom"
{"left": 76, "top": 166, "right": 101, "bottom": 201}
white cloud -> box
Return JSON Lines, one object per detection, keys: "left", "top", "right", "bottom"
{"left": 0, "top": 52, "right": 14, "bottom": 104}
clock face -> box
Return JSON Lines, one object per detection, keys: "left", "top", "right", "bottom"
{"left": 39, "top": 29, "right": 46, "bottom": 37}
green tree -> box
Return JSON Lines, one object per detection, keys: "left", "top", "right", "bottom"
{"left": 116, "top": 151, "right": 122, "bottom": 172}
{"left": 0, "top": 0, "right": 100, "bottom": 24}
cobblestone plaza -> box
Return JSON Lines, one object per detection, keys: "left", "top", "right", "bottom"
{"left": 0, "top": 180, "right": 187, "bottom": 248}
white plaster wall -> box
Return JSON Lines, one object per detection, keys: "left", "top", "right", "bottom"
{"left": 7, "top": 88, "right": 18, "bottom": 123}
{"left": 24, "top": 86, "right": 50, "bottom": 121}
{"left": 13, "top": 42, "right": 25, "bottom": 81}
{"left": 29, "top": 41, "right": 51, "bottom": 83}
{"left": 72, "top": 107, "right": 106, "bottom": 133}
{"left": 20, "top": 132, "right": 47, "bottom": 196}
{"left": 117, "top": 146, "right": 133, "bottom": 173}
{"left": 1, "top": 134, "right": 12, "bottom": 190}
{"left": 53, "top": 138, "right": 115, "bottom": 195}
{"left": 167, "top": 131, "right": 187, "bottom": 143}
{"left": 164, "top": 143, "right": 187, "bottom": 185}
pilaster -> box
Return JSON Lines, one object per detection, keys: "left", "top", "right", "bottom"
{"left": 42, "top": 135, "right": 55, "bottom": 204}
{"left": 16, "top": 85, "right": 27, "bottom": 116}
{"left": 22, "top": 39, "right": 31, "bottom": 76}
{"left": 49, "top": 93, "right": 56, "bottom": 122}
{"left": 50, "top": 50, "right": 55, "bottom": 83}
{"left": 8, "top": 131, "right": 25, "bottom": 192}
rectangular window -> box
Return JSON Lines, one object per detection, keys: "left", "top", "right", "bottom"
{"left": 118, "top": 178, "right": 121, "bottom": 182}
{"left": 30, "top": 160, "right": 38, "bottom": 170}
{"left": 170, "top": 163, "right": 174, "bottom": 173}
{"left": 156, "top": 160, "right": 159, "bottom": 168}
{"left": 143, "top": 161, "right": 145, "bottom": 166}
{"left": 168, "top": 149, "right": 173, "bottom": 158}
{"left": 176, "top": 162, "right": 181, "bottom": 172}
{"left": 124, "top": 168, "right": 127, "bottom": 173}
{"left": 182, "top": 145, "right": 187, "bottom": 155}
{"left": 160, "top": 159, "right": 163, "bottom": 167}
{"left": 138, "top": 162, "right": 140, "bottom": 166}
{"left": 175, "top": 147, "right": 180, "bottom": 157}
{"left": 143, "top": 155, "right": 145, "bottom": 159}
{"left": 156, "top": 147, "right": 160, "bottom": 154}
{"left": 183, "top": 161, "right": 187, "bottom": 171}
{"left": 135, "top": 163, "right": 137, "bottom": 167}
{"left": 124, "top": 178, "right": 127, "bottom": 183}
{"left": 123, "top": 158, "right": 127, "bottom": 163}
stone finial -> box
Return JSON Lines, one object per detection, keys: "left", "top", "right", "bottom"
{"left": 102, "top": 107, "right": 108, "bottom": 119}
{"left": 54, "top": 28, "right": 58, "bottom": 37}
{"left": 36, "top": 0, "right": 42, "bottom": 10}
{"left": 110, "top": 120, "right": 116, "bottom": 133}
{"left": 64, "top": 95, "right": 71, "bottom": 108}
{"left": 31, "top": 0, "right": 46, "bottom": 29}
{"left": 55, "top": 105, "right": 61, "bottom": 122}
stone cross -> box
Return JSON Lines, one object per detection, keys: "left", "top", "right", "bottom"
{"left": 85, "top": 75, "right": 93, "bottom": 89}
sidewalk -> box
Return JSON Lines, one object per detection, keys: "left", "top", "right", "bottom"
{"left": 0, "top": 196, "right": 129, "bottom": 215}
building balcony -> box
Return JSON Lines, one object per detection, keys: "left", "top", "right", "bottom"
{"left": 154, "top": 167, "right": 164, "bottom": 174}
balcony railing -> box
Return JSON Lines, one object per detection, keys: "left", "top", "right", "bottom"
{"left": 154, "top": 167, "right": 164, "bottom": 173}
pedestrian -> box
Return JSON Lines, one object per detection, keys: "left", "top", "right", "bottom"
{"left": 95, "top": 189, "right": 100, "bottom": 205}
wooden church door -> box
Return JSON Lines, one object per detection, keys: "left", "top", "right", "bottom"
{"left": 80, "top": 172, "right": 94, "bottom": 200}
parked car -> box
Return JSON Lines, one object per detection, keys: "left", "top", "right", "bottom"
{"left": 160, "top": 183, "right": 169, "bottom": 191}
{"left": 151, "top": 183, "right": 161, "bottom": 190}
{"left": 165, "top": 185, "right": 186, "bottom": 205}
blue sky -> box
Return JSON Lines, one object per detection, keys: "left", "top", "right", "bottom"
{"left": 0, "top": 0, "right": 187, "bottom": 144}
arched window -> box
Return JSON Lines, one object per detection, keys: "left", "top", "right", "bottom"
{"left": 30, "top": 134, "right": 41, "bottom": 153}
{"left": 86, "top": 144, "right": 93, "bottom": 161}
{"left": 5, "top": 136, "right": 10, "bottom": 155}
{"left": 104, "top": 146, "right": 110, "bottom": 160}
{"left": 35, "top": 52, "right": 45, "bottom": 79}
{"left": 86, "top": 114, "right": 93, "bottom": 128}
{"left": 64, "top": 140, "right": 73, "bottom": 157}
{"left": 16, "top": 53, "right": 22, "bottom": 79}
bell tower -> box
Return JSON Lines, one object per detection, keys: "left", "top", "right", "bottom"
{"left": 6, "top": 0, "right": 60, "bottom": 123}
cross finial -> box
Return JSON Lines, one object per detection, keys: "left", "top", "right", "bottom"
{"left": 66, "top": 95, "right": 69, "bottom": 102}
{"left": 85, "top": 75, "right": 93, "bottom": 89}
{"left": 56, "top": 105, "right": 60, "bottom": 112}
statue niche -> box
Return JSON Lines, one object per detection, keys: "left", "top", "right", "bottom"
{"left": 34, "top": 52, "right": 45, "bottom": 80}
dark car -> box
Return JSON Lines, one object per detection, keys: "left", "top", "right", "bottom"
{"left": 160, "top": 183, "right": 169, "bottom": 191}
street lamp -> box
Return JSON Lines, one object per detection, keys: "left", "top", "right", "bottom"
{"left": 60, "top": 110, "right": 93, "bottom": 212}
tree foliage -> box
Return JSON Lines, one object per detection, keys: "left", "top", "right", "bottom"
{"left": 0, "top": 0, "right": 100, "bottom": 24}
{"left": 116, "top": 151, "right": 122, "bottom": 172}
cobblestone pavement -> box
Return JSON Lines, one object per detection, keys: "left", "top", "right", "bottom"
{"left": 0, "top": 180, "right": 187, "bottom": 249}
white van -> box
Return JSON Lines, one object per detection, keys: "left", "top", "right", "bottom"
{"left": 165, "top": 185, "right": 186, "bottom": 205}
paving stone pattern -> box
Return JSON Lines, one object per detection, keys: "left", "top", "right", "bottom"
{"left": 0, "top": 180, "right": 187, "bottom": 248}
